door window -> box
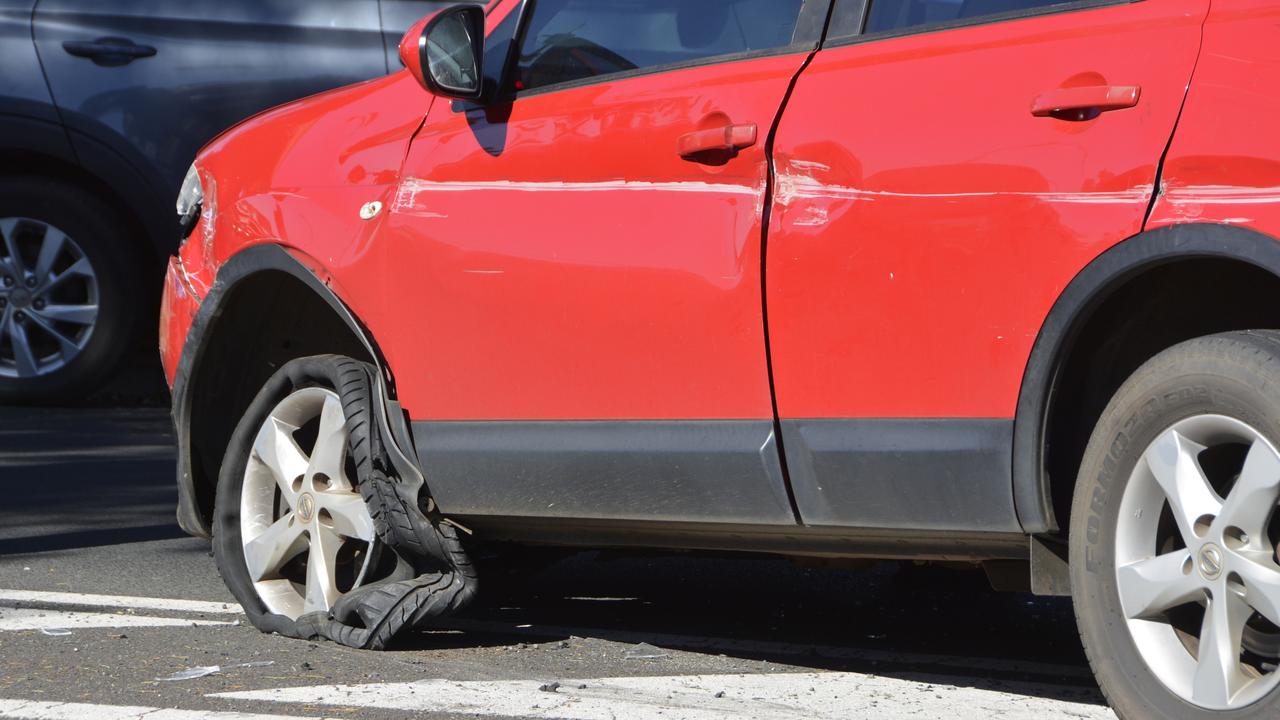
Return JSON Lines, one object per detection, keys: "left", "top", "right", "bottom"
{"left": 862, "top": 0, "right": 1084, "bottom": 34}
{"left": 514, "top": 0, "right": 809, "bottom": 92}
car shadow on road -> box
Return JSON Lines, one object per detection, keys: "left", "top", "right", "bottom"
{"left": 0, "top": 406, "right": 179, "bottom": 555}
{"left": 396, "top": 550, "right": 1104, "bottom": 707}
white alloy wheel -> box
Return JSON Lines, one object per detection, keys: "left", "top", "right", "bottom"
{"left": 1116, "top": 413, "right": 1280, "bottom": 710}
{"left": 238, "top": 387, "right": 377, "bottom": 619}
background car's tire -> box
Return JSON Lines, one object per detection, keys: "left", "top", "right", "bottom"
{"left": 0, "top": 176, "right": 146, "bottom": 403}
{"left": 1071, "top": 330, "right": 1280, "bottom": 719}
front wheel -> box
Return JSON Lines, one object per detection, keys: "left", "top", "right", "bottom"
{"left": 1072, "top": 331, "right": 1280, "bottom": 719}
{"left": 214, "top": 355, "right": 390, "bottom": 631}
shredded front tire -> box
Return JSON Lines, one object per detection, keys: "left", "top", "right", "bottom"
{"left": 212, "top": 354, "right": 477, "bottom": 650}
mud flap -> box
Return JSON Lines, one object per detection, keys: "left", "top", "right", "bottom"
{"left": 215, "top": 355, "right": 478, "bottom": 650}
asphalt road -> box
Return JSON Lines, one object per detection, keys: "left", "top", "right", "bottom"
{"left": 0, "top": 405, "right": 1115, "bottom": 719}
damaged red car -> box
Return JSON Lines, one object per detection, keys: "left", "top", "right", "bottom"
{"left": 161, "top": 0, "right": 1280, "bottom": 716}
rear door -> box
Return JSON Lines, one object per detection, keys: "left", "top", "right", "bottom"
{"left": 766, "top": 0, "right": 1209, "bottom": 531}
{"left": 380, "top": 0, "right": 829, "bottom": 527}
{"left": 34, "top": 0, "right": 387, "bottom": 197}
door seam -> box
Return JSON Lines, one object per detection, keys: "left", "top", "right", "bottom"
{"left": 759, "top": 8, "right": 834, "bottom": 527}
{"left": 1141, "top": 0, "right": 1212, "bottom": 229}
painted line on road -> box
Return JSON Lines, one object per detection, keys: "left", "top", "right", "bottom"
{"left": 438, "top": 617, "right": 1094, "bottom": 680}
{"left": 0, "top": 589, "right": 241, "bottom": 615}
{"left": 0, "top": 608, "right": 232, "bottom": 632}
{"left": 214, "top": 671, "right": 1114, "bottom": 720}
{"left": 0, "top": 699, "right": 327, "bottom": 720}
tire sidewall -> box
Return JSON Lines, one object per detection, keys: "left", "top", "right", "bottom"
{"left": 1072, "top": 333, "right": 1280, "bottom": 720}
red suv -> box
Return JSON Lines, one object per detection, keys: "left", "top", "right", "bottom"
{"left": 160, "top": 0, "right": 1280, "bottom": 716}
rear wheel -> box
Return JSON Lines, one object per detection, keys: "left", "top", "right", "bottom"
{"left": 1072, "top": 331, "right": 1280, "bottom": 719}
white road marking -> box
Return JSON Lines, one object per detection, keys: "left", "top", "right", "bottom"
{"left": 0, "top": 608, "right": 232, "bottom": 632}
{"left": 0, "top": 589, "right": 241, "bottom": 615}
{"left": 0, "top": 698, "right": 326, "bottom": 720}
{"left": 214, "top": 671, "right": 1114, "bottom": 720}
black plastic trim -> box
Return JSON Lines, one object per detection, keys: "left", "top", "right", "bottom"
{"left": 782, "top": 419, "right": 1021, "bottom": 532}
{"left": 170, "top": 244, "right": 391, "bottom": 537}
{"left": 1012, "top": 223, "right": 1280, "bottom": 533}
{"left": 412, "top": 420, "right": 797, "bottom": 526}
{"left": 826, "top": 0, "right": 869, "bottom": 41}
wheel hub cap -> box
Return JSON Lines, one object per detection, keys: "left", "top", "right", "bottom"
{"left": 9, "top": 289, "right": 31, "bottom": 309}
{"left": 1199, "top": 543, "right": 1224, "bottom": 581}
{"left": 296, "top": 493, "right": 316, "bottom": 523}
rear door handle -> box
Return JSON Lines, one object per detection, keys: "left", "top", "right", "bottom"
{"left": 63, "top": 37, "right": 157, "bottom": 66}
{"left": 1030, "top": 85, "right": 1140, "bottom": 120}
{"left": 678, "top": 123, "right": 757, "bottom": 159}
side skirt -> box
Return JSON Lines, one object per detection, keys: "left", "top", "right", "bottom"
{"left": 413, "top": 420, "right": 797, "bottom": 526}
{"left": 781, "top": 418, "right": 1022, "bottom": 533}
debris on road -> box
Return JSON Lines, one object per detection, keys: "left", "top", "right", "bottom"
{"left": 156, "top": 660, "right": 275, "bottom": 682}
{"left": 39, "top": 628, "right": 72, "bottom": 636}
{"left": 624, "top": 642, "right": 668, "bottom": 659}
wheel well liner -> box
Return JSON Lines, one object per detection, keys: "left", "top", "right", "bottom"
{"left": 1014, "top": 223, "right": 1280, "bottom": 534}
{"left": 171, "top": 244, "right": 387, "bottom": 537}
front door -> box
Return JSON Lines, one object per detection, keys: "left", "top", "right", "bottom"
{"left": 383, "top": 0, "right": 830, "bottom": 526}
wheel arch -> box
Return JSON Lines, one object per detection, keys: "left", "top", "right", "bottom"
{"left": 1014, "top": 222, "right": 1280, "bottom": 536}
{"left": 172, "top": 244, "right": 393, "bottom": 537}
{"left": 0, "top": 114, "right": 172, "bottom": 266}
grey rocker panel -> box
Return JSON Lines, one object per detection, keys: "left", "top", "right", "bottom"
{"left": 781, "top": 419, "right": 1022, "bottom": 532}
{"left": 412, "top": 420, "right": 797, "bottom": 525}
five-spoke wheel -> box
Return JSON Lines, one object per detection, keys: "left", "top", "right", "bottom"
{"left": 240, "top": 387, "right": 377, "bottom": 619}
{"left": 1117, "top": 415, "right": 1280, "bottom": 709}
{"left": 1073, "top": 331, "right": 1280, "bottom": 719}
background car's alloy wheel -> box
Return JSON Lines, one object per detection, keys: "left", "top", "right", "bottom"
{"left": 239, "top": 386, "right": 377, "bottom": 619}
{"left": 1072, "top": 331, "right": 1280, "bottom": 719}
{"left": 0, "top": 176, "right": 144, "bottom": 403}
{"left": 0, "top": 217, "right": 99, "bottom": 379}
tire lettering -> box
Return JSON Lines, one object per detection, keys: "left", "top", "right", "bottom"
{"left": 1091, "top": 486, "right": 1106, "bottom": 516}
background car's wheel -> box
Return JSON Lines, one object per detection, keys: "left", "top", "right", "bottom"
{"left": 0, "top": 176, "right": 146, "bottom": 403}
{"left": 1071, "top": 331, "right": 1280, "bottom": 719}
{"left": 214, "top": 356, "right": 392, "bottom": 632}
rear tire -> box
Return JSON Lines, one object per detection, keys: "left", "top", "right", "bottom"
{"left": 1071, "top": 331, "right": 1280, "bottom": 719}
{"left": 0, "top": 176, "right": 145, "bottom": 403}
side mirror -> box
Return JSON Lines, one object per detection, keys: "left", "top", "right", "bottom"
{"left": 399, "top": 5, "right": 485, "bottom": 101}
